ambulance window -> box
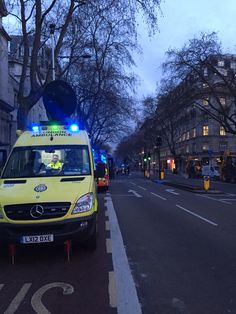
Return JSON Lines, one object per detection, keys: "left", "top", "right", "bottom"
{"left": 2, "top": 145, "right": 91, "bottom": 178}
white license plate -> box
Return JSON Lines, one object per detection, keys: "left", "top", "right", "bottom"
{"left": 21, "top": 234, "right": 54, "bottom": 244}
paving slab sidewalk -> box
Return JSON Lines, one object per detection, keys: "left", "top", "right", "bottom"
{"left": 150, "top": 171, "right": 222, "bottom": 194}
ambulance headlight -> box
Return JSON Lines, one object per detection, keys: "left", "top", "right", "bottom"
{"left": 72, "top": 193, "right": 93, "bottom": 214}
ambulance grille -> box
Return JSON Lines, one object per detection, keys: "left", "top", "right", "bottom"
{"left": 4, "top": 202, "right": 71, "bottom": 220}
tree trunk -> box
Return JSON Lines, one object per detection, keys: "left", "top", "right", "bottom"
{"left": 17, "top": 88, "right": 44, "bottom": 130}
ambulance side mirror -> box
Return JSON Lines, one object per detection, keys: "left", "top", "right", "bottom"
{"left": 94, "top": 169, "right": 99, "bottom": 179}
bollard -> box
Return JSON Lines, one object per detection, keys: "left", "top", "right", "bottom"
{"left": 64, "top": 240, "right": 72, "bottom": 262}
{"left": 160, "top": 171, "right": 165, "bottom": 180}
{"left": 9, "top": 244, "right": 16, "bottom": 265}
{"left": 203, "top": 175, "right": 210, "bottom": 192}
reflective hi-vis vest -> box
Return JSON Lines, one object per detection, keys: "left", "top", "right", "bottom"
{"left": 48, "top": 161, "right": 63, "bottom": 169}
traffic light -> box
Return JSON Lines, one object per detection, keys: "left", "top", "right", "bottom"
{"left": 148, "top": 152, "right": 151, "bottom": 161}
{"left": 143, "top": 155, "right": 147, "bottom": 162}
{"left": 156, "top": 136, "right": 162, "bottom": 147}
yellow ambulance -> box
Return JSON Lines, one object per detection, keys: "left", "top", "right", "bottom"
{"left": 0, "top": 123, "right": 98, "bottom": 250}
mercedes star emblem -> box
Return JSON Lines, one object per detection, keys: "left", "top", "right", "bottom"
{"left": 30, "top": 204, "right": 44, "bottom": 219}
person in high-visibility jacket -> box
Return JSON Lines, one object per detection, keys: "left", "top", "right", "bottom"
{"left": 47, "top": 154, "right": 63, "bottom": 170}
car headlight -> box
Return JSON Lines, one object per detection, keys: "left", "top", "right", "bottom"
{"left": 72, "top": 193, "right": 93, "bottom": 214}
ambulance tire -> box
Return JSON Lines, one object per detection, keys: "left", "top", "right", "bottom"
{"left": 84, "top": 222, "right": 97, "bottom": 251}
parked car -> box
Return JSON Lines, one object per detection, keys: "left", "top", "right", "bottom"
{"left": 201, "top": 165, "right": 220, "bottom": 179}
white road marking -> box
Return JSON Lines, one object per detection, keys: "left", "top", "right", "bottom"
{"left": 172, "top": 298, "right": 188, "bottom": 313}
{"left": 31, "top": 282, "right": 74, "bottom": 314}
{"left": 105, "top": 195, "right": 142, "bottom": 314}
{"left": 0, "top": 284, "right": 4, "bottom": 291}
{"left": 129, "top": 182, "right": 136, "bottom": 186}
{"left": 4, "top": 283, "right": 32, "bottom": 314}
{"left": 176, "top": 205, "right": 218, "bottom": 226}
{"left": 106, "top": 221, "right": 110, "bottom": 231}
{"left": 226, "top": 193, "right": 236, "bottom": 196}
{"left": 110, "top": 194, "right": 138, "bottom": 197}
{"left": 128, "top": 190, "right": 142, "bottom": 198}
{"left": 109, "top": 272, "right": 118, "bottom": 308}
{"left": 150, "top": 192, "right": 167, "bottom": 201}
{"left": 137, "top": 186, "right": 147, "bottom": 190}
{"left": 138, "top": 185, "right": 147, "bottom": 191}
{"left": 220, "top": 199, "right": 236, "bottom": 202}
{"left": 165, "top": 189, "right": 180, "bottom": 195}
{"left": 106, "top": 238, "right": 112, "bottom": 253}
{"left": 197, "top": 194, "right": 232, "bottom": 204}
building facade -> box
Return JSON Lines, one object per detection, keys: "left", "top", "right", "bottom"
{"left": 158, "top": 54, "right": 236, "bottom": 175}
{"left": 0, "top": 0, "right": 14, "bottom": 161}
{"left": 8, "top": 35, "right": 48, "bottom": 127}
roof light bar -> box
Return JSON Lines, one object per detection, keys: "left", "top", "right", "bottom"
{"left": 32, "top": 126, "right": 39, "bottom": 132}
{"left": 69, "top": 124, "right": 79, "bottom": 132}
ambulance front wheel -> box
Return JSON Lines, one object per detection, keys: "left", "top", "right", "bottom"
{"left": 84, "top": 222, "right": 97, "bottom": 251}
{"left": 84, "top": 231, "right": 97, "bottom": 251}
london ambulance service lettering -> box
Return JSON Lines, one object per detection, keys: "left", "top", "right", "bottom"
{"left": 31, "top": 131, "right": 72, "bottom": 137}
{"left": 3, "top": 184, "right": 14, "bottom": 188}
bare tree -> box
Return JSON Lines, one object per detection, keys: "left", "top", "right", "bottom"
{"left": 163, "top": 32, "right": 236, "bottom": 135}
{"left": 6, "top": 0, "right": 162, "bottom": 131}
{"left": 6, "top": 0, "right": 89, "bottom": 129}
{"left": 65, "top": 1, "right": 138, "bottom": 145}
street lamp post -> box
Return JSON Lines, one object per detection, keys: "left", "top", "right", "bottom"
{"left": 49, "top": 23, "right": 56, "bottom": 80}
{"left": 156, "top": 136, "right": 163, "bottom": 180}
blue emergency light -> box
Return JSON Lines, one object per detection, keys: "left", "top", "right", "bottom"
{"left": 31, "top": 123, "right": 79, "bottom": 132}
{"left": 101, "top": 153, "right": 106, "bottom": 163}
{"left": 69, "top": 124, "right": 79, "bottom": 132}
{"left": 32, "top": 125, "right": 39, "bottom": 132}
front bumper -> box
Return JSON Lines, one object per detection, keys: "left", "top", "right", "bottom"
{"left": 0, "top": 213, "right": 96, "bottom": 245}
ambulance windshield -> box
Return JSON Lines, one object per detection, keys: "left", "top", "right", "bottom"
{"left": 2, "top": 145, "right": 91, "bottom": 178}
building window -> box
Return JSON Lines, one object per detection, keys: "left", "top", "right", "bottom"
{"left": 203, "top": 83, "right": 208, "bottom": 88}
{"left": 186, "top": 145, "right": 189, "bottom": 153}
{"left": 219, "top": 126, "right": 226, "bottom": 136}
{"left": 186, "top": 131, "right": 190, "bottom": 140}
{"left": 219, "top": 142, "right": 228, "bottom": 152}
{"left": 230, "top": 61, "right": 236, "bottom": 70}
{"left": 217, "top": 68, "right": 227, "bottom": 76}
{"left": 192, "top": 143, "right": 196, "bottom": 153}
{"left": 218, "top": 60, "right": 224, "bottom": 67}
{"left": 219, "top": 97, "right": 226, "bottom": 106}
{"left": 218, "top": 114, "right": 224, "bottom": 122}
{"left": 18, "top": 45, "right": 24, "bottom": 57}
{"left": 203, "top": 125, "right": 209, "bottom": 136}
{"left": 203, "top": 68, "right": 208, "bottom": 76}
{"left": 203, "top": 98, "right": 209, "bottom": 106}
{"left": 202, "top": 143, "right": 209, "bottom": 151}
{"left": 192, "top": 128, "right": 196, "bottom": 138}
{"left": 203, "top": 113, "right": 209, "bottom": 122}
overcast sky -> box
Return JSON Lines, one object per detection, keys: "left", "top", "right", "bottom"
{"left": 134, "top": 0, "right": 236, "bottom": 100}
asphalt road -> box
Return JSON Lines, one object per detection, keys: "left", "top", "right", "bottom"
{"left": 1, "top": 173, "right": 236, "bottom": 314}
{"left": 110, "top": 172, "right": 236, "bottom": 314}
{"left": 0, "top": 194, "right": 116, "bottom": 314}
